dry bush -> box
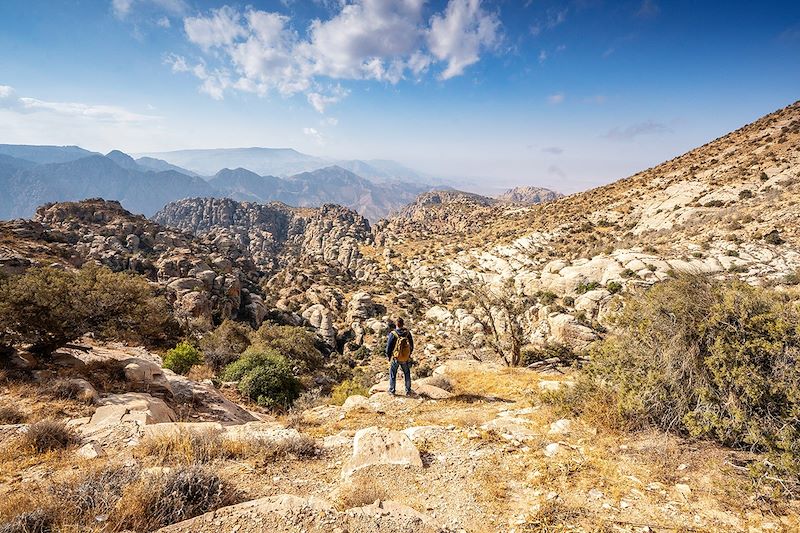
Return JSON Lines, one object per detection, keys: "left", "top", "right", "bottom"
{"left": 238, "top": 435, "right": 322, "bottom": 463}
{"left": 48, "top": 463, "right": 139, "bottom": 523}
{"left": 113, "top": 465, "right": 238, "bottom": 532}
{"left": 421, "top": 374, "right": 453, "bottom": 392}
{"left": 20, "top": 419, "right": 79, "bottom": 453}
{"left": 0, "top": 508, "right": 56, "bottom": 533}
{"left": 336, "top": 477, "right": 388, "bottom": 510}
{"left": 555, "top": 274, "right": 800, "bottom": 484}
{"left": 0, "top": 404, "right": 25, "bottom": 424}
{"left": 520, "top": 500, "right": 586, "bottom": 532}
{"left": 45, "top": 378, "right": 94, "bottom": 404}
{"left": 80, "top": 359, "right": 127, "bottom": 392}
{"left": 137, "top": 429, "right": 227, "bottom": 465}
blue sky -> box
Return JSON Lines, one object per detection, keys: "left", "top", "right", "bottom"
{"left": 0, "top": 0, "right": 798, "bottom": 193}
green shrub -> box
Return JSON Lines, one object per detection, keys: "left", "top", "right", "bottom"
{"left": 0, "top": 264, "right": 175, "bottom": 357}
{"left": 536, "top": 291, "right": 557, "bottom": 305}
{"left": 573, "top": 275, "right": 800, "bottom": 481}
{"left": 606, "top": 281, "right": 622, "bottom": 294}
{"left": 199, "top": 320, "right": 251, "bottom": 371}
{"left": 575, "top": 281, "right": 601, "bottom": 294}
{"left": 222, "top": 349, "right": 300, "bottom": 408}
{"left": 330, "top": 379, "right": 370, "bottom": 405}
{"left": 163, "top": 342, "right": 203, "bottom": 375}
{"left": 562, "top": 296, "right": 575, "bottom": 307}
{"left": 251, "top": 324, "right": 324, "bottom": 373}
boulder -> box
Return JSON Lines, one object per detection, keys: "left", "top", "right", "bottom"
{"left": 87, "top": 393, "right": 176, "bottom": 429}
{"left": 342, "top": 395, "right": 372, "bottom": 412}
{"left": 76, "top": 441, "right": 105, "bottom": 459}
{"left": 346, "top": 291, "right": 376, "bottom": 321}
{"left": 341, "top": 426, "right": 423, "bottom": 479}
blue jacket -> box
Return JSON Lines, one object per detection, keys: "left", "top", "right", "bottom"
{"left": 386, "top": 328, "right": 414, "bottom": 359}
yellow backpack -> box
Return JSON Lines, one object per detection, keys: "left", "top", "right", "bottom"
{"left": 392, "top": 331, "right": 412, "bottom": 362}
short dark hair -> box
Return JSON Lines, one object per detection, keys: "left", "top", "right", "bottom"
{"left": 396, "top": 317, "right": 404, "bottom": 328}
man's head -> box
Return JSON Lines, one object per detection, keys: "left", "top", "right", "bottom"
{"left": 396, "top": 317, "right": 405, "bottom": 328}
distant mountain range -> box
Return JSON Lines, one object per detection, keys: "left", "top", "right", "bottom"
{"left": 135, "top": 147, "right": 434, "bottom": 184}
{"left": 0, "top": 144, "right": 434, "bottom": 220}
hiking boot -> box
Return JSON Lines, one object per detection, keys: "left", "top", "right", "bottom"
{"left": 388, "top": 390, "right": 396, "bottom": 396}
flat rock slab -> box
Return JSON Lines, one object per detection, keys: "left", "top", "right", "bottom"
{"left": 342, "top": 426, "right": 423, "bottom": 479}
{"left": 223, "top": 421, "right": 302, "bottom": 443}
{"left": 87, "top": 393, "right": 176, "bottom": 429}
{"left": 481, "top": 417, "right": 539, "bottom": 442}
{"left": 157, "top": 494, "right": 443, "bottom": 533}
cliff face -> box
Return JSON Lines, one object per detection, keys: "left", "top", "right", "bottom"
{"left": 153, "top": 197, "right": 373, "bottom": 274}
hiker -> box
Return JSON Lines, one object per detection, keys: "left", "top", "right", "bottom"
{"left": 385, "top": 317, "right": 414, "bottom": 396}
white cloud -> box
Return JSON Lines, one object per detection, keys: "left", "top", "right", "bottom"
{"left": 303, "top": 126, "right": 325, "bottom": 145}
{"left": 322, "top": 116, "right": 338, "bottom": 126}
{"left": 184, "top": 6, "right": 246, "bottom": 51}
{"left": 0, "top": 85, "right": 15, "bottom": 99}
{"left": 156, "top": 16, "right": 171, "bottom": 28}
{"left": 0, "top": 84, "right": 159, "bottom": 124}
{"left": 547, "top": 92, "right": 565, "bottom": 104}
{"left": 604, "top": 120, "right": 671, "bottom": 140}
{"left": 428, "top": 0, "right": 501, "bottom": 80}
{"left": 307, "top": 86, "right": 349, "bottom": 113}
{"left": 112, "top": 0, "right": 187, "bottom": 20}
{"left": 112, "top": 0, "right": 134, "bottom": 19}
{"left": 636, "top": 0, "right": 660, "bottom": 19}
{"left": 538, "top": 50, "right": 547, "bottom": 63}
{"left": 530, "top": 8, "right": 568, "bottom": 36}
{"left": 169, "top": 0, "right": 503, "bottom": 109}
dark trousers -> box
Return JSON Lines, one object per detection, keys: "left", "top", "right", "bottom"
{"left": 389, "top": 358, "right": 412, "bottom": 394}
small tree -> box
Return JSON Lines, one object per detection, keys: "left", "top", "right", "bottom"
{"left": 199, "top": 320, "right": 252, "bottom": 371}
{"left": 163, "top": 342, "right": 203, "bottom": 375}
{"left": 458, "top": 275, "right": 531, "bottom": 366}
{"left": 0, "top": 264, "right": 175, "bottom": 357}
{"left": 221, "top": 348, "right": 300, "bottom": 408}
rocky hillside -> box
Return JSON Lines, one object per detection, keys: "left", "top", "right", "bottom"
{"left": 153, "top": 197, "right": 374, "bottom": 275}
{"left": 496, "top": 186, "right": 562, "bottom": 204}
{"left": 0, "top": 199, "right": 267, "bottom": 330}
{"left": 363, "top": 101, "right": 800, "bottom": 355}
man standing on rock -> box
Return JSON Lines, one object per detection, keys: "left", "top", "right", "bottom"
{"left": 386, "top": 318, "right": 414, "bottom": 396}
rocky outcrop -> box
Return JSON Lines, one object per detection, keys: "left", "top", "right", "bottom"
{"left": 496, "top": 186, "right": 562, "bottom": 204}
{"left": 0, "top": 199, "right": 266, "bottom": 329}
{"left": 153, "top": 197, "right": 373, "bottom": 275}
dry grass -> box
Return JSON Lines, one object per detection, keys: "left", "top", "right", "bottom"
{"left": 0, "top": 404, "right": 25, "bottom": 424}
{"left": 137, "top": 429, "right": 228, "bottom": 465}
{"left": 136, "top": 428, "right": 321, "bottom": 467}
{"left": 19, "top": 419, "right": 79, "bottom": 453}
{"left": 336, "top": 476, "right": 389, "bottom": 510}
{"left": 448, "top": 366, "right": 541, "bottom": 401}
{"left": 0, "top": 463, "right": 239, "bottom": 533}
{"left": 113, "top": 465, "right": 239, "bottom": 532}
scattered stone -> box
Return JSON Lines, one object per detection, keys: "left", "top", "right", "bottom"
{"left": 543, "top": 443, "right": 561, "bottom": 457}
{"left": 76, "top": 441, "right": 105, "bottom": 459}
{"left": 547, "top": 418, "right": 572, "bottom": 435}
